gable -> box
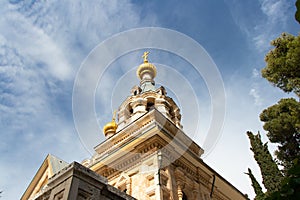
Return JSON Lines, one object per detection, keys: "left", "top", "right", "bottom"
{"left": 21, "top": 154, "right": 68, "bottom": 200}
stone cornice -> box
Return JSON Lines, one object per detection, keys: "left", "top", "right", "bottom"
{"left": 92, "top": 110, "right": 203, "bottom": 167}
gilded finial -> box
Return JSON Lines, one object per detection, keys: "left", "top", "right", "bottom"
{"left": 112, "top": 110, "right": 116, "bottom": 121}
{"left": 137, "top": 51, "right": 157, "bottom": 80}
{"left": 142, "top": 51, "right": 149, "bottom": 63}
{"left": 103, "top": 110, "right": 118, "bottom": 138}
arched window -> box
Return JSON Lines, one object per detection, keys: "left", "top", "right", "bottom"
{"left": 125, "top": 104, "right": 133, "bottom": 119}
{"left": 146, "top": 98, "right": 155, "bottom": 112}
{"left": 130, "top": 86, "right": 141, "bottom": 96}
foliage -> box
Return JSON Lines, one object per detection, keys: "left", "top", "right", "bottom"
{"left": 296, "top": 0, "right": 300, "bottom": 24}
{"left": 247, "top": 132, "right": 283, "bottom": 194}
{"left": 245, "top": 168, "right": 265, "bottom": 200}
{"left": 260, "top": 98, "right": 300, "bottom": 169}
{"left": 262, "top": 33, "right": 300, "bottom": 97}
{"left": 266, "top": 160, "right": 300, "bottom": 200}
{"left": 247, "top": 14, "right": 300, "bottom": 199}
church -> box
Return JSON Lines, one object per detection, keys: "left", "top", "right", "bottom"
{"left": 22, "top": 52, "right": 248, "bottom": 200}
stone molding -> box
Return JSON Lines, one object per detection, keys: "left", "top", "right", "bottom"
{"left": 32, "top": 162, "right": 135, "bottom": 200}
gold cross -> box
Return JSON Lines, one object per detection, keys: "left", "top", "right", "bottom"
{"left": 142, "top": 51, "right": 149, "bottom": 63}
{"left": 112, "top": 110, "right": 117, "bottom": 121}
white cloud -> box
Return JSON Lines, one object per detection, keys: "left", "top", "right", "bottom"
{"left": 2, "top": 1, "right": 296, "bottom": 199}
{"left": 249, "top": 68, "right": 263, "bottom": 106}
{"left": 252, "top": 68, "right": 260, "bottom": 78}
{"left": 225, "top": 0, "right": 292, "bottom": 52}
{"left": 0, "top": 1, "right": 152, "bottom": 199}
{"left": 0, "top": 8, "right": 72, "bottom": 81}
{"left": 249, "top": 88, "right": 262, "bottom": 106}
{"left": 254, "top": 0, "right": 290, "bottom": 50}
{"left": 259, "top": 0, "right": 289, "bottom": 21}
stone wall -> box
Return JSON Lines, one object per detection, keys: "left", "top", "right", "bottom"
{"left": 32, "top": 162, "right": 135, "bottom": 200}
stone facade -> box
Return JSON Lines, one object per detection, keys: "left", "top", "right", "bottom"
{"left": 27, "top": 162, "right": 135, "bottom": 200}
{"left": 83, "top": 54, "right": 248, "bottom": 200}
{"left": 23, "top": 53, "right": 248, "bottom": 200}
{"left": 85, "top": 109, "right": 247, "bottom": 200}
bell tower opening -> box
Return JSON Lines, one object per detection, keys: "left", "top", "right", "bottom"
{"left": 182, "top": 192, "right": 188, "bottom": 200}
{"left": 146, "top": 98, "right": 155, "bottom": 112}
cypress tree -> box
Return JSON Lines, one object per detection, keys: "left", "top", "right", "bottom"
{"left": 247, "top": 131, "right": 283, "bottom": 195}
{"left": 245, "top": 168, "right": 265, "bottom": 200}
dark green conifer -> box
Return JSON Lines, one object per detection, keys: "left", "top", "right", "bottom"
{"left": 245, "top": 168, "right": 265, "bottom": 200}
{"left": 247, "top": 132, "right": 284, "bottom": 195}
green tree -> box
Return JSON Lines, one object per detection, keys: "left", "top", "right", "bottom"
{"left": 247, "top": 132, "right": 283, "bottom": 194}
{"left": 296, "top": 0, "right": 300, "bottom": 24}
{"left": 245, "top": 168, "right": 265, "bottom": 200}
{"left": 262, "top": 33, "right": 300, "bottom": 97}
{"left": 266, "top": 160, "right": 300, "bottom": 200}
{"left": 247, "top": 14, "right": 300, "bottom": 199}
{"left": 260, "top": 98, "right": 300, "bottom": 169}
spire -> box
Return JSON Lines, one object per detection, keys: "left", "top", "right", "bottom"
{"left": 136, "top": 52, "right": 157, "bottom": 92}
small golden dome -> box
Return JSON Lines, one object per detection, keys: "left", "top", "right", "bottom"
{"left": 136, "top": 51, "right": 157, "bottom": 80}
{"left": 103, "top": 112, "right": 118, "bottom": 137}
{"left": 103, "top": 120, "right": 117, "bottom": 136}
{"left": 136, "top": 62, "right": 157, "bottom": 80}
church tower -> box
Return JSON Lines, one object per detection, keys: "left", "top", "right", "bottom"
{"left": 83, "top": 52, "right": 247, "bottom": 200}
{"left": 22, "top": 52, "right": 248, "bottom": 200}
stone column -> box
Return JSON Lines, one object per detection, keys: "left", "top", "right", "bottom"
{"left": 174, "top": 107, "right": 182, "bottom": 128}
{"left": 154, "top": 151, "right": 163, "bottom": 200}
{"left": 155, "top": 98, "right": 171, "bottom": 119}
{"left": 116, "top": 108, "right": 126, "bottom": 129}
{"left": 175, "top": 168, "right": 185, "bottom": 200}
{"left": 192, "top": 181, "right": 199, "bottom": 200}
{"left": 126, "top": 179, "right": 131, "bottom": 195}
{"left": 177, "top": 181, "right": 183, "bottom": 200}
{"left": 131, "top": 98, "right": 147, "bottom": 121}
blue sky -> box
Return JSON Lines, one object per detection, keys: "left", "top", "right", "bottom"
{"left": 0, "top": 0, "right": 298, "bottom": 199}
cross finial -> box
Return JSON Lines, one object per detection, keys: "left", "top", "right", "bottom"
{"left": 142, "top": 51, "right": 149, "bottom": 63}
{"left": 112, "top": 110, "right": 117, "bottom": 121}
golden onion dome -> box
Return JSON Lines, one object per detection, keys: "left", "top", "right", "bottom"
{"left": 136, "top": 62, "right": 157, "bottom": 80}
{"left": 136, "top": 51, "right": 157, "bottom": 80}
{"left": 103, "top": 120, "right": 117, "bottom": 136}
{"left": 103, "top": 112, "right": 118, "bottom": 137}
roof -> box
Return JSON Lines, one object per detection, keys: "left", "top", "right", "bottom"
{"left": 21, "top": 154, "right": 69, "bottom": 200}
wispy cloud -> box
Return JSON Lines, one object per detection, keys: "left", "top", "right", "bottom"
{"left": 0, "top": 1, "right": 297, "bottom": 199}
{"left": 226, "top": 0, "right": 293, "bottom": 52}
{"left": 252, "top": 68, "right": 260, "bottom": 78}
{"left": 0, "top": 0, "right": 150, "bottom": 199}
{"left": 259, "top": 0, "right": 289, "bottom": 22}
{"left": 249, "top": 68, "right": 263, "bottom": 106}
{"left": 253, "top": 0, "right": 290, "bottom": 50}
{"left": 249, "top": 88, "right": 262, "bottom": 106}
